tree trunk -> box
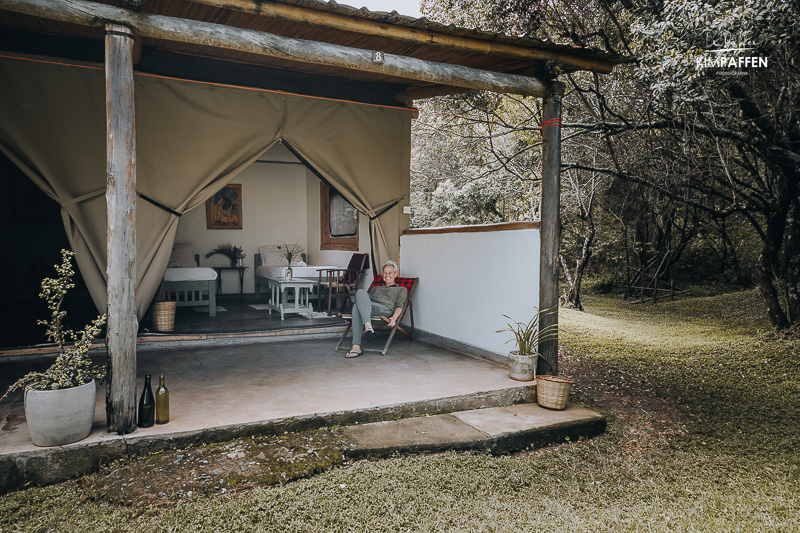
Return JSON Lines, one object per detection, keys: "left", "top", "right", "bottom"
{"left": 785, "top": 196, "right": 800, "bottom": 325}
{"left": 755, "top": 210, "right": 790, "bottom": 330}
{"left": 623, "top": 224, "right": 631, "bottom": 299}
{"left": 717, "top": 221, "right": 749, "bottom": 286}
{"left": 559, "top": 225, "right": 594, "bottom": 312}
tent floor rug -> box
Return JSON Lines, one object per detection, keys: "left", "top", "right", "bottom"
{"left": 249, "top": 304, "right": 334, "bottom": 319}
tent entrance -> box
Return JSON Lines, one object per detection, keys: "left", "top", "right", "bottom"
{"left": 0, "top": 55, "right": 411, "bottom": 328}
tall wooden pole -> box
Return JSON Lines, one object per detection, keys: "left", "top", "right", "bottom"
{"left": 539, "top": 94, "right": 562, "bottom": 375}
{"left": 105, "top": 23, "right": 138, "bottom": 434}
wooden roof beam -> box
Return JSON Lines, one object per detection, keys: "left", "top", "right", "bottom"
{"left": 188, "top": 0, "right": 614, "bottom": 74}
{"left": 0, "top": 0, "right": 565, "bottom": 99}
{"left": 394, "top": 84, "right": 473, "bottom": 104}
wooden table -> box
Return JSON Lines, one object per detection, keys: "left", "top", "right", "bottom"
{"left": 212, "top": 266, "right": 248, "bottom": 295}
{"left": 265, "top": 276, "right": 317, "bottom": 320}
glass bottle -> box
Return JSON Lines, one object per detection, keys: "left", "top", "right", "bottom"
{"left": 137, "top": 374, "right": 155, "bottom": 428}
{"left": 155, "top": 374, "right": 169, "bottom": 424}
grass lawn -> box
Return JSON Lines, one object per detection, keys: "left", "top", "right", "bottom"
{"left": 2, "top": 290, "right": 799, "bottom": 531}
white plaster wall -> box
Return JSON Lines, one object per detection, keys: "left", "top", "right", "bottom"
{"left": 175, "top": 143, "right": 369, "bottom": 294}
{"left": 399, "top": 227, "right": 540, "bottom": 356}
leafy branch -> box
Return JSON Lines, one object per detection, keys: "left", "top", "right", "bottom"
{"left": 2, "top": 250, "right": 106, "bottom": 401}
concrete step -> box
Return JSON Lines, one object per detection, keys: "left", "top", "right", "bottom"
{"left": 1, "top": 395, "right": 605, "bottom": 493}
{"left": 343, "top": 402, "right": 606, "bottom": 459}
{"left": 1, "top": 385, "right": 537, "bottom": 491}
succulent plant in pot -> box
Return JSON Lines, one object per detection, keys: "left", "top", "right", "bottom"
{"left": 1, "top": 250, "right": 107, "bottom": 446}
{"left": 496, "top": 306, "right": 559, "bottom": 382}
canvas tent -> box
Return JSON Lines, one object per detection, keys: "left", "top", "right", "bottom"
{"left": 0, "top": 0, "right": 626, "bottom": 433}
{"left": 0, "top": 56, "right": 410, "bottom": 318}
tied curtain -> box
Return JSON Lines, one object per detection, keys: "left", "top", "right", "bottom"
{"left": 0, "top": 55, "right": 410, "bottom": 318}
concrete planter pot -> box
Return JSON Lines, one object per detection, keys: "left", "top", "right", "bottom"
{"left": 508, "top": 352, "right": 537, "bottom": 381}
{"left": 24, "top": 380, "right": 96, "bottom": 447}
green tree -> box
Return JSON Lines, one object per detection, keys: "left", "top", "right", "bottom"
{"left": 628, "top": 0, "right": 800, "bottom": 328}
{"left": 417, "top": 0, "right": 798, "bottom": 329}
{"left": 411, "top": 94, "right": 543, "bottom": 227}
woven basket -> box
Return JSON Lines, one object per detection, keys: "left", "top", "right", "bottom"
{"left": 536, "top": 375, "right": 573, "bottom": 410}
{"left": 152, "top": 301, "right": 177, "bottom": 332}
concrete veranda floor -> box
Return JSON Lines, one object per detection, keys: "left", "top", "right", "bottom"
{"left": 0, "top": 333, "right": 532, "bottom": 457}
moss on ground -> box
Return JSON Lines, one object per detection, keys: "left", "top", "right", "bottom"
{"left": 81, "top": 428, "right": 347, "bottom": 507}
{"left": 2, "top": 289, "right": 798, "bottom": 532}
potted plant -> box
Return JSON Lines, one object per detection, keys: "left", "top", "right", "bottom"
{"left": 496, "top": 306, "right": 559, "bottom": 382}
{"left": 205, "top": 243, "right": 245, "bottom": 267}
{"left": 1, "top": 250, "right": 106, "bottom": 446}
{"left": 497, "top": 307, "right": 572, "bottom": 409}
{"left": 277, "top": 240, "right": 304, "bottom": 280}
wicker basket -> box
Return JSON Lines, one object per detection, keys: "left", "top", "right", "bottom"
{"left": 152, "top": 301, "right": 177, "bottom": 332}
{"left": 536, "top": 375, "right": 573, "bottom": 410}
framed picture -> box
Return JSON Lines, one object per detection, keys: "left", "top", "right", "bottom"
{"left": 206, "top": 184, "right": 243, "bottom": 230}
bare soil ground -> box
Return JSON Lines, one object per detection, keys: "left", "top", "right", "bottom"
{"left": 558, "top": 352, "right": 690, "bottom": 459}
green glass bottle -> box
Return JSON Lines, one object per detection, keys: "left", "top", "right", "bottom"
{"left": 155, "top": 374, "right": 169, "bottom": 424}
{"left": 137, "top": 374, "right": 155, "bottom": 428}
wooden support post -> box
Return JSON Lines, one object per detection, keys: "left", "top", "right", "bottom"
{"left": 105, "top": 23, "right": 138, "bottom": 434}
{"left": 539, "top": 94, "right": 562, "bottom": 376}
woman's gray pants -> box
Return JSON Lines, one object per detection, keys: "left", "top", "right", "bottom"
{"left": 351, "top": 289, "right": 392, "bottom": 345}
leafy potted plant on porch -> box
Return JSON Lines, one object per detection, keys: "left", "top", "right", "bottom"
{"left": 497, "top": 306, "right": 573, "bottom": 409}
{"left": 1, "top": 250, "right": 106, "bottom": 446}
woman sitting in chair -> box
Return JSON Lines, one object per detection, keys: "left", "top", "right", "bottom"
{"left": 345, "top": 260, "right": 407, "bottom": 358}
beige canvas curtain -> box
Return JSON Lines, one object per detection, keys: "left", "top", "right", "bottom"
{"left": 282, "top": 97, "right": 410, "bottom": 273}
{"left": 0, "top": 55, "right": 410, "bottom": 318}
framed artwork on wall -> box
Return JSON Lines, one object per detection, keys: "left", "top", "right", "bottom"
{"left": 206, "top": 184, "right": 243, "bottom": 230}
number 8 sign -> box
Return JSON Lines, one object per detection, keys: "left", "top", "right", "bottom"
{"left": 372, "top": 51, "right": 385, "bottom": 64}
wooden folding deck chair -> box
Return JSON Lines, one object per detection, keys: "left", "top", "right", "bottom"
{"left": 336, "top": 274, "right": 418, "bottom": 356}
{"left": 317, "top": 252, "right": 368, "bottom": 315}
